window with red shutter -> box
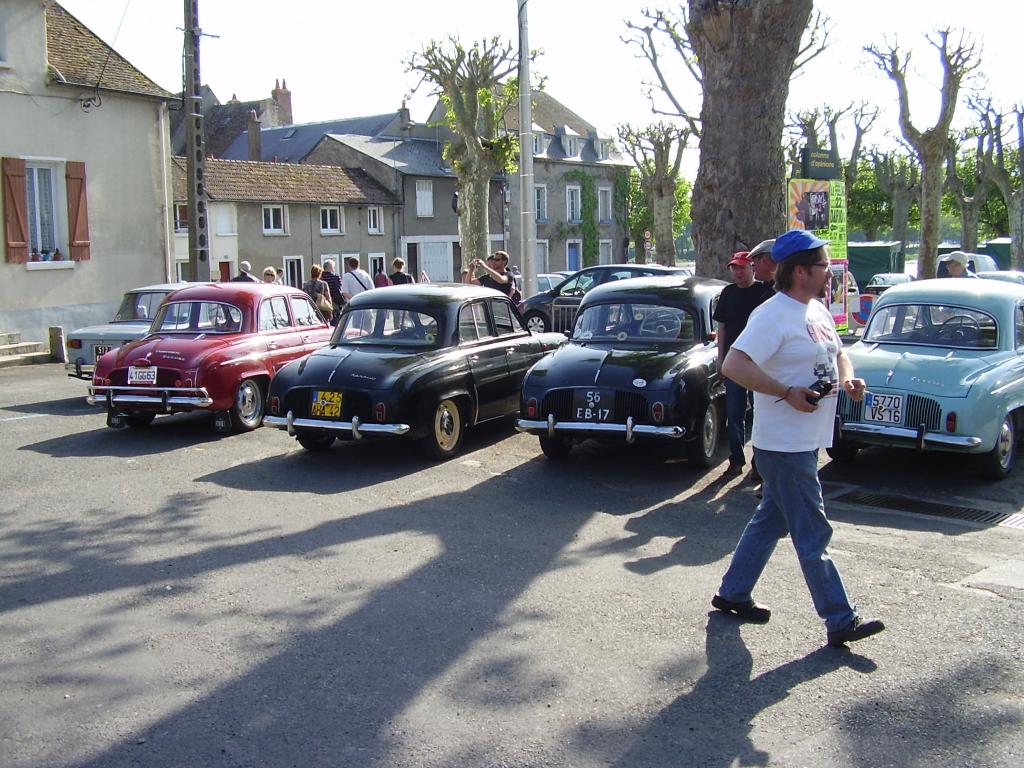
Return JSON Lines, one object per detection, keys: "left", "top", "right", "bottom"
{"left": 66, "top": 161, "right": 91, "bottom": 261}
{"left": 2, "top": 157, "right": 30, "bottom": 264}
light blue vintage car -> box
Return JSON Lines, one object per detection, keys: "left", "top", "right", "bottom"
{"left": 832, "top": 278, "right": 1024, "bottom": 479}
{"left": 65, "top": 283, "right": 187, "bottom": 379}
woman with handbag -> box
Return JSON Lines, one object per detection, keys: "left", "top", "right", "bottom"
{"left": 303, "top": 264, "right": 334, "bottom": 322}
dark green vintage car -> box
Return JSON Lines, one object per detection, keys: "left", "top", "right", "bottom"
{"left": 263, "top": 283, "right": 566, "bottom": 459}
{"left": 516, "top": 275, "right": 727, "bottom": 466}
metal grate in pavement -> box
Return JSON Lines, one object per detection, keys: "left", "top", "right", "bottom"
{"left": 834, "top": 490, "right": 1024, "bottom": 530}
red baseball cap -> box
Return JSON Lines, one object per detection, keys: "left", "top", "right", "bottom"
{"left": 728, "top": 251, "right": 752, "bottom": 267}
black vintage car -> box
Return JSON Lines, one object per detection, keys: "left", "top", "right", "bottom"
{"left": 516, "top": 275, "right": 728, "bottom": 466}
{"left": 263, "top": 284, "right": 566, "bottom": 459}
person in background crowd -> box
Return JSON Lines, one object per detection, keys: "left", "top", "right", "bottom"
{"left": 748, "top": 239, "right": 777, "bottom": 289}
{"left": 465, "top": 251, "right": 521, "bottom": 302}
{"left": 341, "top": 256, "right": 373, "bottom": 302}
{"left": 714, "top": 228, "right": 884, "bottom": 648}
{"left": 713, "top": 251, "right": 774, "bottom": 477}
{"left": 275, "top": 268, "right": 284, "bottom": 285}
{"left": 939, "top": 251, "right": 978, "bottom": 278}
{"left": 302, "top": 264, "right": 332, "bottom": 323}
{"left": 373, "top": 266, "right": 392, "bottom": 288}
{"left": 262, "top": 267, "right": 277, "bottom": 283}
{"left": 390, "top": 257, "right": 414, "bottom": 285}
{"left": 321, "top": 259, "right": 344, "bottom": 325}
{"left": 231, "top": 260, "right": 259, "bottom": 282}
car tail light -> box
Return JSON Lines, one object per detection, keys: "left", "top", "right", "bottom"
{"left": 526, "top": 397, "right": 538, "bottom": 418}
{"left": 652, "top": 401, "right": 665, "bottom": 423}
{"left": 374, "top": 402, "right": 386, "bottom": 423}
{"left": 68, "top": 339, "right": 82, "bottom": 349}
{"left": 269, "top": 396, "right": 280, "bottom": 415}
{"left": 946, "top": 412, "right": 957, "bottom": 432}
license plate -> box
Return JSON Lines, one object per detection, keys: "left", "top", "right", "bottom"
{"left": 573, "top": 388, "right": 614, "bottom": 422}
{"left": 94, "top": 345, "right": 112, "bottom": 361}
{"left": 127, "top": 366, "right": 157, "bottom": 385}
{"left": 865, "top": 392, "right": 903, "bottom": 424}
{"left": 310, "top": 390, "right": 343, "bottom": 418}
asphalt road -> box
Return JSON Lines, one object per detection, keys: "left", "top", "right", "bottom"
{"left": 1, "top": 364, "right": 1022, "bottom": 768}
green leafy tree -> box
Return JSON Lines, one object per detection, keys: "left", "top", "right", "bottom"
{"left": 407, "top": 37, "right": 520, "bottom": 266}
{"left": 847, "top": 161, "right": 890, "bottom": 240}
{"left": 625, "top": 166, "right": 691, "bottom": 263}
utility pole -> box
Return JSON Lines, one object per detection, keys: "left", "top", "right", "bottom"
{"left": 517, "top": 0, "right": 536, "bottom": 299}
{"left": 183, "top": 0, "right": 209, "bottom": 281}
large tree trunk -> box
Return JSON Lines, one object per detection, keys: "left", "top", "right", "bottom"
{"left": 891, "top": 187, "right": 912, "bottom": 256}
{"left": 688, "top": 0, "right": 811, "bottom": 278}
{"left": 1009, "top": 194, "right": 1024, "bottom": 270}
{"left": 960, "top": 205, "right": 981, "bottom": 253}
{"left": 917, "top": 145, "right": 945, "bottom": 279}
{"left": 652, "top": 180, "right": 676, "bottom": 265}
{"left": 458, "top": 171, "right": 491, "bottom": 267}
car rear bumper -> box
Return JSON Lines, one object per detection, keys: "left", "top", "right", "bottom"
{"left": 264, "top": 411, "right": 410, "bottom": 439}
{"left": 515, "top": 415, "right": 685, "bottom": 443}
{"left": 87, "top": 386, "right": 213, "bottom": 410}
{"left": 841, "top": 421, "right": 983, "bottom": 451}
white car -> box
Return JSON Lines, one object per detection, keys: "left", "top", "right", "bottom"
{"left": 65, "top": 283, "right": 187, "bottom": 379}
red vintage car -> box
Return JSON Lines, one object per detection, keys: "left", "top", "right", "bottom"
{"left": 88, "top": 282, "right": 333, "bottom": 432}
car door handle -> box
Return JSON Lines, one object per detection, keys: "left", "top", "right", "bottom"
{"left": 469, "top": 355, "right": 480, "bottom": 362}
{"left": 268, "top": 341, "right": 279, "bottom": 349}
{"left": 302, "top": 335, "right": 311, "bottom": 343}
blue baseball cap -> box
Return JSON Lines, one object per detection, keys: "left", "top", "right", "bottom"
{"left": 771, "top": 229, "right": 829, "bottom": 263}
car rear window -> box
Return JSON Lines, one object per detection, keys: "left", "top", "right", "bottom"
{"left": 337, "top": 308, "right": 439, "bottom": 347}
{"left": 572, "top": 302, "right": 697, "bottom": 344}
{"left": 864, "top": 304, "right": 997, "bottom": 348}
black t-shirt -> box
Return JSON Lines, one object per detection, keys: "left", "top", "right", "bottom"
{"left": 321, "top": 271, "right": 343, "bottom": 303}
{"left": 480, "top": 269, "right": 513, "bottom": 296}
{"left": 713, "top": 281, "right": 774, "bottom": 351}
{"left": 390, "top": 271, "right": 413, "bottom": 285}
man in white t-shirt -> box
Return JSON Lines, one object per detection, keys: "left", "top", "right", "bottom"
{"left": 712, "top": 229, "right": 884, "bottom": 648}
{"left": 341, "top": 256, "right": 373, "bottom": 302}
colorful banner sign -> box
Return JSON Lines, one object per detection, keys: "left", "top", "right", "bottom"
{"left": 788, "top": 178, "right": 849, "bottom": 331}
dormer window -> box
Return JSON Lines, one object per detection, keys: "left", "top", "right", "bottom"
{"left": 595, "top": 140, "right": 607, "bottom": 160}
{"left": 533, "top": 133, "right": 542, "bottom": 155}
{"left": 565, "top": 136, "right": 579, "bottom": 157}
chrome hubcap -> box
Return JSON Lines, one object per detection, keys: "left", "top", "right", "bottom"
{"left": 997, "top": 418, "right": 1013, "bottom": 468}
{"left": 435, "top": 401, "right": 460, "bottom": 451}
{"left": 238, "top": 382, "right": 260, "bottom": 422}
{"left": 527, "top": 316, "right": 545, "bottom": 333}
{"left": 702, "top": 407, "right": 717, "bottom": 457}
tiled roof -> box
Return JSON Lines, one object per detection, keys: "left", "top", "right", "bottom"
{"left": 219, "top": 114, "right": 398, "bottom": 162}
{"left": 45, "top": 3, "right": 173, "bottom": 100}
{"left": 320, "top": 135, "right": 455, "bottom": 178}
{"left": 171, "top": 157, "right": 398, "bottom": 206}
{"left": 204, "top": 101, "right": 269, "bottom": 158}
{"left": 502, "top": 91, "right": 596, "bottom": 137}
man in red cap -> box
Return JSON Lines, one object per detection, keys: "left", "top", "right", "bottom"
{"left": 713, "top": 251, "right": 774, "bottom": 476}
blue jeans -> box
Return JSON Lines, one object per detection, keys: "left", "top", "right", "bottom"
{"left": 718, "top": 448, "right": 857, "bottom": 632}
{"left": 724, "top": 379, "right": 749, "bottom": 465}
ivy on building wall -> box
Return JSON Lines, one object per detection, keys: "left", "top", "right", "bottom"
{"left": 555, "top": 170, "right": 599, "bottom": 266}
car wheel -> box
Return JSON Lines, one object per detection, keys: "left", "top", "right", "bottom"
{"left": 124, "top": 411, "right": 156, "bottom": 428}
{"left": 296, "top": 431, "right": 336, "bottom": 452}
{"left": 826, "top": 438, "right": 860, "bottom": 462}
{"left": 687, "top": 399, "right": 721, "bottom": 469}
{"left": 979, "top": 413, "right": 1016, "bottom": 480}
{"left": 232, "top": 378, "right": 266, "bottom": 432}
{"left": 524, "top": 312, "right": 550, "bottom": 333}
{"left": 421, "top": 398, "right": 465, "bottom": 460}
{"left": 539, "top": 434, "right": 572, "bottom": 459}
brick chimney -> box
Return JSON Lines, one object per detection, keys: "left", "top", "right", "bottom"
{"left": 247, "top": 109, "right": 262, "bottom": 161}
{"left": 399, "top": 100, "right": 412, "bottom": 140}
{"left": 271, "top": 78, "right": 293, "bottom": 125}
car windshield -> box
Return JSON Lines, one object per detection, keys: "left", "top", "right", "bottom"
{"left": 112, "top": 291, "right": 169, "bottom": 322}
{"left": 572, "top": 302, "right": 697, "bottom": 344}
{"left": 151, "top": 301, "right": 243, "bottom": 334}
{"left": 863, "top": 303, "right": 998, "bottom": 349}
{"left": 336, "top": 308, "right": 440, "bottom": 348}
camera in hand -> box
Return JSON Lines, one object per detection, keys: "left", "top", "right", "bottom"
{"left": 806, "top": 380, "right": 833, "bottom": 405}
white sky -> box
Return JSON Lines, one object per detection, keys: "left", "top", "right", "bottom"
{"left": 59, "top": 0, "right": 1021, "bottom": 176}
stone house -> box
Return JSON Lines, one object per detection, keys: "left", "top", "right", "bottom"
{"left": 0, "top": 0, "right": 175, "bottom": 341}
{"left": 170, "top": 157, "right": 399, "bottom": 284}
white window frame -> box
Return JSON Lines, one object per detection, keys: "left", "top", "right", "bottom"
{"left": 214, "top": 204, "right": 236, "bottom": 236}
{"left": 320, "top": 253, "right": 340, "bottom": 269}
{"left": 173, "top": 202, "right": 189, "bottom": 234}
{"left": 320, "top": 206, "right": 344, "bottom": 235}
{"left": 367, "top": 206, "right": 384, "bottom": 235}
{"left": 25, "top": 161, "right": 66, "bottom": 257}
{"left": 565, "top": 136, "right": 578, "bottom": 157}
{"left": 369, "top": 252, "right": 387, "bottom": 277}
{"left": 595, "top": 140, "right": 607, "bottom": 160}
{"left": 566, "top": 185, "right": 581, "bottom": 224}
{"left": 599, "top": 239, "right": 613, "bottom": 265}
{"left": 598, "top": 186, "right": 613, "bottom": 223}
{"left": 262, "top": 204, "right": 288, "bottom": 235}
{"left": 535, "top": 239, "right": 549, "bottom": 273}
{"left": 535, "top": 184, "right": 547, "bottom": 223}
{"left": 415, "top": 180, "right": 434, "bottom": 218}
{"left": 566, "top": 238, "right": 583, "bottom": 272}
{"left": 532, "top": 134, "right": 542, "bottom": 155}
{"left": 282, "top": 256, "right": 303, "bottom": 287}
